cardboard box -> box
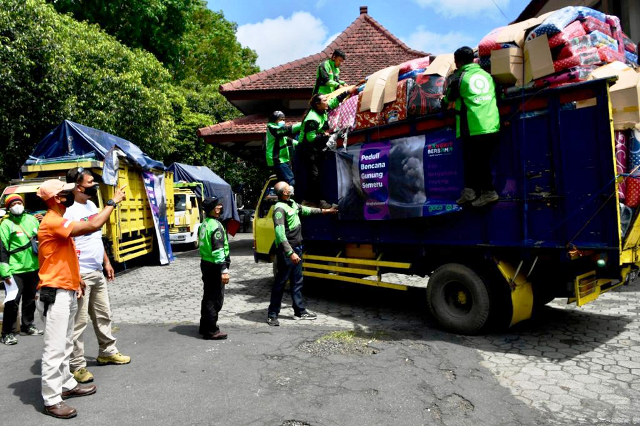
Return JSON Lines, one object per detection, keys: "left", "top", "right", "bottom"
{"left": 491, "top": 48, "right": 524, "bottom": 85}
{"left": 424, "top": 53, "right": 456, "bottom": 78}
{"left": 359, "top": 65, "right": 400, "bottom": 113}
{"left": 524, "top": 34, "right": 555, "bottom": 83}
{"left": 587, "top": 61, "right": 640, "bottom": 130}
{"left": 494, "top": 12, "right": 553, "bottom": 48}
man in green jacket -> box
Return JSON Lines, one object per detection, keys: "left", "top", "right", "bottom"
{"left": 298, "top": 89, "right": 356, "bottom": 207}
{"left": 198, "top": 196, "right": 230, "bottom": 340}
{"left": 444, "top": 46, "right": 501, "bottom": 207}
{"left": 267, "top": 181, "right": 337, "bottom": 326}
{"left": 0, "top": 194, "right": 42, "bottom": 345}
{"left": 312, "top": 49, "right": 346, "bottom": 95}
{"left": 265, "top": 111, "right": 301, "bottom": 186}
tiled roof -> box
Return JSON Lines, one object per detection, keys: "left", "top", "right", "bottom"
{"left": 219, "top": 7, "right": 428, "bottom": 94}
{"left": 197, "top": 113, "right": 304, "bottom": 140}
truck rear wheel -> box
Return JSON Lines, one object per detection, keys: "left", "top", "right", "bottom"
{"left": 426, "top": 263, "right": 491, "bottom": 335}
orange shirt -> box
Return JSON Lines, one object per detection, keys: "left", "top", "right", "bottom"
{"left": 37, "top": 210, "right": 80, "bottom": 291}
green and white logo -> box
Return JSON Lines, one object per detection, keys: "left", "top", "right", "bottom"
{"left": 469, "top": 74, "right": 490, "bottom": 95}
{"left": 275, "top": 211, "right": 283, "bottom": 220}
{"left": 214, "top": 231, "right": 222, "bottom": 240}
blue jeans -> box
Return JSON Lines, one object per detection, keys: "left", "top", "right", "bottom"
{"left": 268, "top": 246, "right": 306, "bottom": 317}
{"left": 273, "top": 162, "right": 295, "bottom": 187}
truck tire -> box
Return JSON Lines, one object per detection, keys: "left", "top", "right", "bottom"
{"left": 426, "top": 263, "right": 491, "bottom": 335}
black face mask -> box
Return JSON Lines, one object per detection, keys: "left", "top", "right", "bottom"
{"left": 82, "top": 184, "right": 99, "bottom": 197}
{"left": 60, "top": 194, "right": 75, "bottom": 208}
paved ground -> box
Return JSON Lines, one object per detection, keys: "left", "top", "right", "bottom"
{"left": 2, "top": 233, "right": 640, "bottom": 425}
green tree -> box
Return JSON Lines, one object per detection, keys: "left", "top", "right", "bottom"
{"left": 0, "top": 0, "right": 176, "bottom": 182}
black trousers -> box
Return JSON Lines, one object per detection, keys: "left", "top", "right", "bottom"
{"left": 2, "top": 270, "right": 39, "bottom": 335}
{"left": 300, "top": 143, "right": 324, "bottom": 203}
{"left": 199, "top": 260, "right": 225, "bottom": 335}
{"left": 462, "top": 132, "right": 498, "bottom": 193}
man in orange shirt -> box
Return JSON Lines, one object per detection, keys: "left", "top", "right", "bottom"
{"left": 36, "top": 179, "right": 126, "bottom": 419}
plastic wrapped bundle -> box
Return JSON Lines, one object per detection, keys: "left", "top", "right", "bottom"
{"left": 407, "top": 74, "right": 445, "bottom": 116}
{"left": 626, "top": 51, "right": 638, "bottom": 65}
{"left": 399, "top": 68, "right": 426, "bottom": 81}
{"left": 527, "top": 6, "right": 607, "bottom": 41}
{"left": 398, "top": 57, "right": 431, "bottom": 74}
{"left": 626, "top": 130, "right": 640, "bottom": 208}
{"left": 605, "top": 15, "right": 625, "bottom": 54}
{"left": 556, "top": 31, "right": 618, "bottom": 60}
{"left": 598, "top": 47, "right": 626, "bottom": 63}
{"left": 548, "top": 21, "right": 586, "bottom": 48}
{"left": 478, "top": 26, "right": 506, "bottom": 57}
{"left": 538, "top": 66, "right": 596, "bottom": 88}
{"left": 622, "top": 33, "right": 638, "bottom": 54}
{"left": 615, "top": 130, "right": 628, "bottom": 201}
{"left": 328, "top": 95, "right": 358, "bottom": 132}
{"left": 581, "top": 16, "right": 612, "bottom": 37}
{"left": 553, "top": 48, "right": 600, "bottom": 72}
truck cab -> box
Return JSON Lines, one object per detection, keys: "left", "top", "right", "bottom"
{"left": 170, "top": 182, "right": 202, "bottom": 248}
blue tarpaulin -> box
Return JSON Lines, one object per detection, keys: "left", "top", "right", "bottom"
{"left": 26, "top": 120, "right": 165, "bottom": 171}
{"left": 168, "top": 163, "right": 241, "bottom": 235}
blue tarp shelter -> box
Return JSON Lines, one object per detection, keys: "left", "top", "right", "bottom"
{"left": 26, "top": 120, "right": 165, "bottom": 170}
{"left": 168, "top": 163, "right": 240, "bottom": 235}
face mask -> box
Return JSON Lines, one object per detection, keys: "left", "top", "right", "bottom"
{"left": 61, "top": 195, "right": 75, "bottom": 208}
{"left": 82, "top": 184, "right": 99, "bottom": 197}
{"left": 9, "top": 204, "right": 24, "bottom": 215}
{"left": 278, "top": 121, "right": 285, "bottom": 128}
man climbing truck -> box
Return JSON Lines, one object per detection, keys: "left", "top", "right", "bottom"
{"left": 254, "top": 77, "right": 638, "bottom": 335}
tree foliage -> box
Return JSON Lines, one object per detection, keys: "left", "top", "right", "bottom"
{"left": 1, "top": 0, "right": 267, "bottom": 205}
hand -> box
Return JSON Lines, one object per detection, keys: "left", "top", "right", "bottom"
{"left": 326, "top": 207, "right": 338, "bottom": 214}
{"left": 3, "top": 277, "right": 10, "bottom": 285}
{"left": 357, "top": 79, "right": 366, "bottom": 86}
{"left": 112, "top": 184, "right": 127, "bottom": 204}
{"left": 289, "top": 253, "right": 301, "bottom": 264}
{"left": 34, "top": 213, "right": 44, "bottom": 221}
{"left": 105, "top": 262, "right": 115, "bottom": 281}
{"left": 221, "top": 273, "right": 230, "bottom": 285}
{"left": 447, "top": 102, "right": 455, "bottom": 110}
{"left": 77, "top": 279, "right": 86, "bottom": 299}
{"left": 349, "top": 86, "right": 359, "bottom": 96}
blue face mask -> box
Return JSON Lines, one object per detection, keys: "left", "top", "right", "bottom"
{"left": 278, "top": 121, "right": 285, "bottom": 128}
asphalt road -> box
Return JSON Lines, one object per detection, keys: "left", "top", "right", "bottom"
{"left": 1, "top": 233, "right": 639, "bottom": 425}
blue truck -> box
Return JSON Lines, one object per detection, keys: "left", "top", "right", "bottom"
{"left": 253, "top": 78, "right": 639, "bottom": 334}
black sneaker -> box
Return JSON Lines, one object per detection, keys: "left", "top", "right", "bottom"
{"left": 294, "top": 311, "right": 317, "bottom": 320}
{"left": 1, "top": 333, "right": 18, "bottom": 345}
{"left": 22, "top": 325, "right": 43, "bottom": 336}
{"left": 266, "top": 317, "right": 280, "bottom": 326}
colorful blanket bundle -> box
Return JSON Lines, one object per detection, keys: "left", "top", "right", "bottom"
{"left": 355, "top": 80, "right": 409, "bottom": 131}
{"left": 626, "top": 130, "right": 640, "bottom": 208}
{"left": 328, "top": 94, "right": 359, "bottom": 132}
{"left": 407, "top": 74, "right": 445, "bottom": 116}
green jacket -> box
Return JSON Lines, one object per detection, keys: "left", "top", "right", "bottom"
{"left": 198, "top": 217, "right": 230, "bottom": 271}
{"left": 273, "top": 199, "right": 321, "bottom": 256}
{"left": 265, "top": 122, "right": 302, "bottom": 167}
{"left": 313, "top": 59, "right": 345, "bottom": 95}
{"left": 0, "top": 213, "right": 40, "bottom": 278}
{"left": 298, "top": 93, "right": 347, "bottom": 148}
{"left": 443, "top": 63, "right": 500, "bottom": 138}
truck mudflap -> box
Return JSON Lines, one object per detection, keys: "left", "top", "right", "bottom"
{"left": 301, "top": 252, "right": 412, "bottom": 291}
{"left": 494, "top": 259, "right": 534, "bottom": 327}
{"left": 569, "top": 267, "right": 633, "bottom": 307}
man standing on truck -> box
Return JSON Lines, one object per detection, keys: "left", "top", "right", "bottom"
{"left": 36, "top": 179, "right": 126, "bottom": 419}
{"left": 312, "top": 49, "right": 347, "bottom": 95}
{"left": 265, "top": 111, "right": 301, "bottom": 187}
{"left": 0, "top": 194, "right": 42, "bottom": 345}
{"left": 198, "top": 196, "right": 230, "bottom": 340}
{"left": 267, "top": 181, "right": 337, "bottom": 326}
{"left": 64, "top": 167, "right": 131, "bottom": 385}
{"left": 444, "top": 46, "right": 500, "bottom": 208}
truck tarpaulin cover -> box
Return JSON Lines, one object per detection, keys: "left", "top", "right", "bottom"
{"left": 167, "top": 163, "right": 241, "bottom": 235}
{"left": 336, "top": 128, "right": 463, "bottom": 220}
{"left": 26, "top": 120, "right": 165, "bottom": 171}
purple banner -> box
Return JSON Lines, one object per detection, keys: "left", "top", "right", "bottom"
{"left": 337, "top": 128, "right": 462, "bottom": 220}
{"left": 142, "top": 171, "right": 174, "bottom": 264}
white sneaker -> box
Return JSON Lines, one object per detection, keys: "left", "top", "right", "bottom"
{"left": 456, "top": 188, "right": 476, "bottom": 205}
{"left": 471, "top": 191, "right": 499, "bottom": 207}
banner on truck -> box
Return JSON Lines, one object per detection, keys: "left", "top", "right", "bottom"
{"left": 336, "top": 128, "right": 463, "bottom": 220}
{"left": 142, "top": 171, "right": 175, "bottom": 264}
